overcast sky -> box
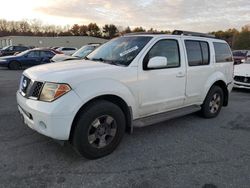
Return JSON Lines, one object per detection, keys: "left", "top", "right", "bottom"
{"left": 0, "top": 0, "right": 249, "bottom": 32}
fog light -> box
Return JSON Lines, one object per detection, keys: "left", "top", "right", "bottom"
{"left": 39, "top": 121, "right": 47, "bottom": 130}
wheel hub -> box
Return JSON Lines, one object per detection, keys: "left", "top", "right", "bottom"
{"left": 97, "top": 125, "right": 107, "bottom": 136}
{"left": 87, "top": 115, "right": 117, "bottom": 148}
{"left": 209, "top": 93, "right": 221, "bottom": 113}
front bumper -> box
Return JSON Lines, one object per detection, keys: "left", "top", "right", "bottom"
{"left": 16, "top": 90, "right": 82, "bottom": 140}
{"left": 233, "top": 81, "right": 250, "bottom": 89}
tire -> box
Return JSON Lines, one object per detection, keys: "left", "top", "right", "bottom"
{"left": 201, "top": 85, "right": 224, "bottom": 118}
{"left": 72, "top": 100, "right": 126, "bottom": 159}
{"left": 8, "top": 61, "right": 21, "bottom": 70}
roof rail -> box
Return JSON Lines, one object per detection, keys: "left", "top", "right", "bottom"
{"left": 123, "top": 32, "right": 165, "bottom": 36}
{"left": 172, "top": 30, "right": 215, "bottom": 38}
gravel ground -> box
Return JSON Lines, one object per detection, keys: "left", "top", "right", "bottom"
{"left": 0, "top": 67, "right": 250, "bottom": 188}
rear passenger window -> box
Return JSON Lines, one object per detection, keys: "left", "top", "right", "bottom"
{"left": 185, "top": 40, "right": 210, "bottom": 66}
{"left": 213, "top": 42, "right": 233, "bottom": 63}
{"left": 40, "top": 51, "right": 54, "bottom": 57}
{"left": 200, "top": 42, "right": 209, "bottom": 64}
{"left": 144, "top": 39, "right": 180, "bottom": 69}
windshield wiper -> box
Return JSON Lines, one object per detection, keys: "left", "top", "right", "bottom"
{"left": 103, "top": 61, "right": 125, "bottom": 66}
{"left": 90, "top": 58, "right": 125, "bottom": 66}
{"left": 91, "top": 58, "right": 104, "bottom": 62}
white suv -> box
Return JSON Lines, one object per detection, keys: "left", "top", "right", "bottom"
{"left": 17, "top": 31, "right": 234, "bottom": 159}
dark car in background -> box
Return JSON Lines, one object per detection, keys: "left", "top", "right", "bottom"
{"left": 0, "top": 48, "right": 58, "bottom": 70}
{"left": 0, "top": 45, "right": 30, "bottom": 57}
{"left": 233, "top": 50, "right": 250, "bottom": 64}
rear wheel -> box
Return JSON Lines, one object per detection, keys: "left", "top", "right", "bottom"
{"left": 201, "top": 86, "right": 224, "bottom": 118}
{"left": 72, "top": 100, "right": 126, "bottom": 159}
{"left": 8, "top": 61, "right": 21, "bottom": 70}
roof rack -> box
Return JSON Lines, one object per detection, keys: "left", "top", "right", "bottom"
{"left": 172, "top": 30, "right": 215, "bottom": 38}
{"left": 123, "top": 32, "right": 165, "bottom": 36}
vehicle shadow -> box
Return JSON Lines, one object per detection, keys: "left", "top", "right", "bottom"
{"left": 232, "top": 88, "right": 250, "bottom": 93}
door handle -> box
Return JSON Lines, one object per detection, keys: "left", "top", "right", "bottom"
{"left": 176, "top": 72, "right": 185, "bottom": 78}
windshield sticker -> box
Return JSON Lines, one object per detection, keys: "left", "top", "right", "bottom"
{"left": 120, "top": 46, "right": 139, "bottom": 57}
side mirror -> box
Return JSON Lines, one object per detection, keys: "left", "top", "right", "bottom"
{"left": 147, "top": 56, "right": 168, "bottom": 69}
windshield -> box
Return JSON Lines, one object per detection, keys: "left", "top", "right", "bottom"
{"left": 73, "top": 46, "right": 96, "bottom": 58}
{"left": 233, "top": 51, "right": 247, "bottom": 56}
{"left": 87, "top": 36, "right": 152, "bottom": 66}
{"left": 2, "top": 46, "right": 10, "bottom": 50}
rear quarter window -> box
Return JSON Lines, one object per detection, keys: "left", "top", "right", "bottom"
{"left": 213, "top": 42, "right": 233, "bottom": 63}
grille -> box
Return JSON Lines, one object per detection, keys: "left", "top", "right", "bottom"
{"left": 31, "top": 82, "right": 44, "bottom": 98}
{"left": 20, "top": 75, "right": 44, "bottom": 99}
{"left": 234, "top": 76, "right": 250, "bottom": 84}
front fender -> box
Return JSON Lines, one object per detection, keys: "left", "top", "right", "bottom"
{"left": 73, "top": 78, "right": 138, "bottom": 118}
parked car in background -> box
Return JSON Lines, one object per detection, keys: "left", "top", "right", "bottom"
{"left": 0, "top": 48, "right": 57, "bottom": 70}
{"left": 233, "top": 50, "right": 250, "bottom": 64}
{"left": 51, "top": 44, "right": 100, "bottom": 62}
{"left": 0, "top": 45, "right": 30, "bottom": 57}
{"left": 234, "top": 60, "right": 250, "bottom": 89}
{"left": 57, "top": 47, "right": 78, "bottom": 55}
{"left": 51, "top": 47, "right": 60, "bottom": 50}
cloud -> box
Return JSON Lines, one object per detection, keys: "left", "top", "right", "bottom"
{"left": 35, "top": 0, "right": 250, "bottom": 32}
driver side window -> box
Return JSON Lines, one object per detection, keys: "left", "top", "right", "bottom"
{"left": 27, "top": 51, "right": 40, "bottom": 58}
{"left": 143, "top": 39, "right": 180, "bottom": 70}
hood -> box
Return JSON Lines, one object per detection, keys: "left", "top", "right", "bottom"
{"left": 234, "top": 63, "right": 250, "bottom": 76}
{"left": 0, "top": 55, "right": 17, "bottom": 60}
{"left": 23, "top": 60, "right": 124, "bottom": 86}
{"left": 51, "top": 54, "right": 77, "bottom": 62}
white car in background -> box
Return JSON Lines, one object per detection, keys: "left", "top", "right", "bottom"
{"left": 57, "top": 47, "right": 78, "bottom": 55}
{"left": 234, "top": 61, "right": 250, "bottom": 89}
{"left": 52, "top": 44, "right": 100, "bottom": 62}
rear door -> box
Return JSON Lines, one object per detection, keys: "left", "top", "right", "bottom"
{"left": 23, "top": 51, "right": 41, "bottom": 67}
{"left": 184, "top": 39, "right": 213, "bottom": 105}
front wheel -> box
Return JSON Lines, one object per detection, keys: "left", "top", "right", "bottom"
{"left": 72, "top": 100, "right": 126, "bottom": 159}
{"left": 201, "top": 86, "right": 224, "bottom": 118}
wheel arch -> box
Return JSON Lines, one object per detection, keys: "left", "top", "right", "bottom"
{"left": 8, "top": 60, "right": 21, "bottom": 69}
{"left": 204, "top": 80, "right": 228, "bottom": 106}
{"left": 69, "top": 94, "right": 133, "bottom": 142}
{"left": 213, "top": 80, "right": 228, "bottom": 106}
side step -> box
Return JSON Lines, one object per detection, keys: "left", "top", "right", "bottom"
{"left": 133, "top": 105, "right": 201, "bottom": 127}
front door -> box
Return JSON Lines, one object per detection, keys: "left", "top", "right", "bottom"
{"left": 138, "top": 38, "right": 186, "bottom": 117}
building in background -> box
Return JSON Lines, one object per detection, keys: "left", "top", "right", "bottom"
{"left": 0, "top": 36, "right": 108, "bottom": 48}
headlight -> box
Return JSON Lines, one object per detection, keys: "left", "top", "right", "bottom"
{"left": 0, "top": 59, "right": 7, "bottom": 63}
{"left": 241, "top": 59, "right": 246, "bottom": 63}
{"left": 39, "top": 82, "right": 71, "bottom": 102}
